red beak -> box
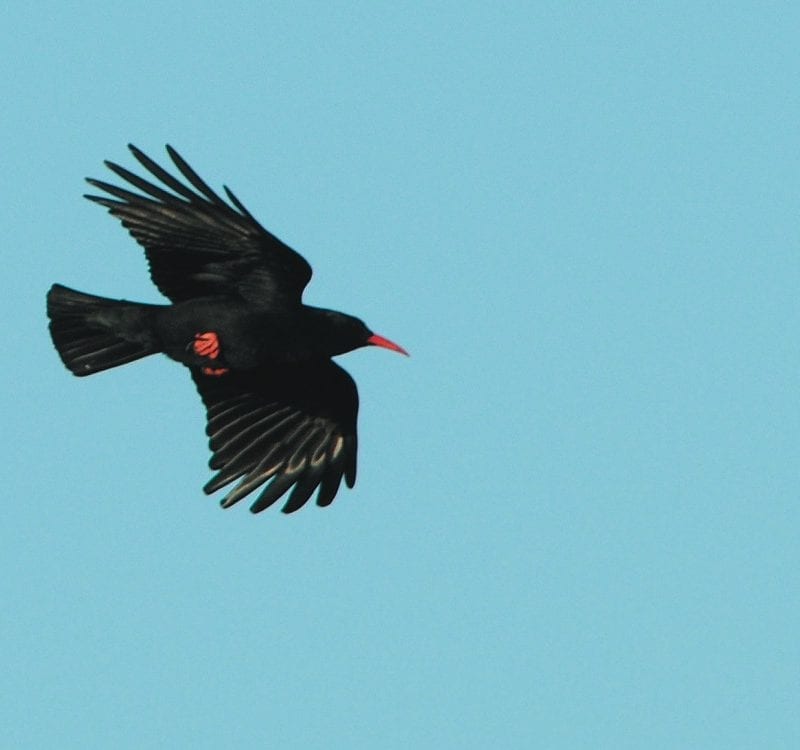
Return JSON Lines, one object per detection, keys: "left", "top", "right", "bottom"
{"left": 367, "top": 333, "right": 409, "bottom": 356}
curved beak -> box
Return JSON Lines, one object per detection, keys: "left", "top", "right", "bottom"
{"left": 367, "top": 333, "right": 409, "bottom": 357}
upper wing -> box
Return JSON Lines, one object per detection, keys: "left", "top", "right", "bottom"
{"left": 190, "top": 360, "right": 359, "bottom": 514}
{"left": 84, "top": 145, "right": 312, "bottom": 307}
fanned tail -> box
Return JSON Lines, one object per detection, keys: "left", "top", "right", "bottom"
{"left": 47, "top": 284, "right": 159, "bottom": 376}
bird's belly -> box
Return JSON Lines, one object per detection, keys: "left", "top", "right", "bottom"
{"left": 152, "top": 301, "right": 312, "bottom": 369}
{"left": 153, "top": 301, "right": 272, "bottom": 369}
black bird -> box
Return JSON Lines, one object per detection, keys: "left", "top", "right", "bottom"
{"left": 47, "top": 145, "right": 407, "bottom": 514}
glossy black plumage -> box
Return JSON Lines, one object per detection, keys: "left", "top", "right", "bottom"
{"left": 192, "top": 361, "right": 357, "bottom": 513}
{"left": 85, "top": 144, "right": 312, "bottom": 306}
{"left": 47, "top": 145, "right": 406, "bottom": 514}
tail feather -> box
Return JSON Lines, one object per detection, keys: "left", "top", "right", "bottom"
{"left": 47, "top": 284, "right": 159, "bottom": 376}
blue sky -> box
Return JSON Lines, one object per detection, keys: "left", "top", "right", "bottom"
{"left": 2, "top": 3, "right": 799, "bottom": 748}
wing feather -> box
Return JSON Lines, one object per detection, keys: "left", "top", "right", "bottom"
{"left": 191, "top": 360, "right": 359, "bottom": 513}
{"left": 86, "top": 145, "right": 313, "bottom": 306}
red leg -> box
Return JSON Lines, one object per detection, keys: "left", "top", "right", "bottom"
{"left": 193, "top": 332, "right": 228, "bottom": 375}
{"left": 193, "top": 331, "right": 221, "bottom": 359}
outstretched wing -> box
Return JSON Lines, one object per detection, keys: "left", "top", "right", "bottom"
{"left": 190, "top": 361, "right": 359, "bottom": 514}
{"left": 85, "top": 145, "right": 312, "bottom": 307}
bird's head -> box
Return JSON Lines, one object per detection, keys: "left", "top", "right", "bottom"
{"left": 320, "top": 310, "right": 408, "bottom": 358}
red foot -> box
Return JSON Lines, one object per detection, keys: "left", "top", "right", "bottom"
{"left": 193, "top": 331, "right": 221, "bottom": 359}
{"left": 202, "top": 367, "right": 229, "bottom": 377}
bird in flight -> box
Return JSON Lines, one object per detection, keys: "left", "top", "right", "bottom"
{"left": 47, "top": 145, "right": 407, "bottom": 514}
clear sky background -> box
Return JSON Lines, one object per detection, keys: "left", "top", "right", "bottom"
{"left": 2, "top": 3, "right": 798, "bottom": 748}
